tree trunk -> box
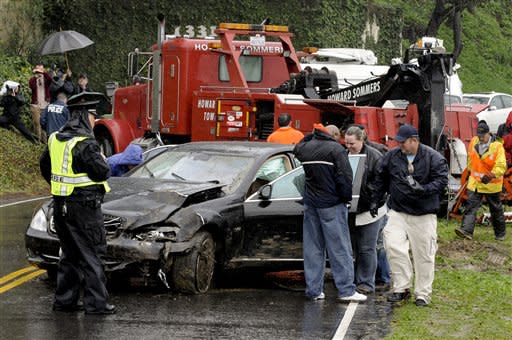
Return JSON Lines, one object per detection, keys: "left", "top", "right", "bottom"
{"left": 426, "top": 0, "right": 447, "bottom": 36}
{"left": 452, "top": 8, "right": 463, "bottom": 59}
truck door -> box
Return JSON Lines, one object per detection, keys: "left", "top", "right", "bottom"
{"left": 161, "top": 55, "right": 181, "bottom": 134}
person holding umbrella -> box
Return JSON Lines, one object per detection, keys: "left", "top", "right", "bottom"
{"left": 38, "top": 29, "right": 95, "bottom": 100}
{"left": 49, "top": 66, "right": 74, "bottom": 102}
{"left": 38, "top": 30, "right": 94, "bottom": 72}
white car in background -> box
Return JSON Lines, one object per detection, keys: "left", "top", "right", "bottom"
{"left": 463, "top": 92, "right": 512, "bottom": 132}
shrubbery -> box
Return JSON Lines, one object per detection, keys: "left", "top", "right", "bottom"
{"left": 0, "top": 54, "right": 48, "bottom": 195}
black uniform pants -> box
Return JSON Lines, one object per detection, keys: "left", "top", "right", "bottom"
{"left": 53, "top": 197, "right": 109, "bottom": 312}
{"left": 0, "top": 115, "right": 37, "bottom": 143}
{"left": 461, "top": 190, "right": 506, "bottom": 238}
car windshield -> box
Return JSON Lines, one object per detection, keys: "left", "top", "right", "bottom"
{"left": 129, "top": 150, "right": 254, "bottom": 191}
{"left": 463, "top": 96, "right": 488, "bottom": 105}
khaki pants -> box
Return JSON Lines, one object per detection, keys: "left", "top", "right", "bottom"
{"left": 383, "top": 209, "right": 437, "bottom": 303}
{"left": 30, "top": 104, "right": 46, "bottom": 142}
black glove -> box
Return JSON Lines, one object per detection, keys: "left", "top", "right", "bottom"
{"left": 406, "top": 175, "right": 425, "bottom": 194}
{"left": 481, "top": 174, "right": 494, "bottom": 184}
{"left": 369, "top": 202, "right": 378, "bottom": 218}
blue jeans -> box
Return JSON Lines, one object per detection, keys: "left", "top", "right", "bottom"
{"left": 303, "top": 203, "right": 355, "bottom": 298}
{"left": 349, "top": 218, "right": 381, "bottom": 291}
{"left": 375, "top": 216, "right": 391, "bottom": 284}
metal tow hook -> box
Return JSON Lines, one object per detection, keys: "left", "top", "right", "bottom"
{"left": 157, "top": 269, "right": 170, "bottom": 289}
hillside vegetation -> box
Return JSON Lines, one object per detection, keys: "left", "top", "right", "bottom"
{"left": 0, "top": 0, "right": 511, "bottom": 196}
{"left": 0, "top": 128, "right": 48, "bottom": 197}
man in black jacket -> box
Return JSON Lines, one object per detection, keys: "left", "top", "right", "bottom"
{"left": 40, "top": 92, "right": 116, "bottom": 315}
{"left": 373, "top": 124, "right": 448, "bottom": 307}
{"left": 294, "top": 123, "right": 366, "bottom": 302}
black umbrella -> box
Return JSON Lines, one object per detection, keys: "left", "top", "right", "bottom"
{"left": 38, "top": 30, "right": 94, "bottom": 70}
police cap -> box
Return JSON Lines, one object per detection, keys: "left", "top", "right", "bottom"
{"left": 67, "top": 92, "right": 111, "bottom": 116}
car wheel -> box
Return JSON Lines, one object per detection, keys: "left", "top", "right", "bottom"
{"left": 172, "top": 231, "right": 215, "bottom": 294}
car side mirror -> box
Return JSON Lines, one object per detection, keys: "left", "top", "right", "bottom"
{"left": 258, "top": 184, "right": 272, "bottom": 200}
{"left": 489, "top": 105, "right": 497, "bottom": 111}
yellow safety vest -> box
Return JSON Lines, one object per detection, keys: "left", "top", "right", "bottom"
{"left": 467, "top": 136, "right": 506, "bottom": 194}
{"left": 48, "top": 133, "right": 110, "bottom": 196}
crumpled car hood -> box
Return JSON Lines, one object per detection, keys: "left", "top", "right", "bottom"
{"left": 102, "top": 177, "right": 224, "bottom": 230}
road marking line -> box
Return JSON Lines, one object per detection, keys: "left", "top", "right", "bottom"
{"left": 0, "top": 266, "right": 39, "bottom": 285}
{"left": 0, "top": 269, "right": 47, "bottom": 294}
{"left": 332, "top": 302, "right": 358, "bottom": 340}
{"left": 0, "top": 196, "right": 50, "bottom": 208}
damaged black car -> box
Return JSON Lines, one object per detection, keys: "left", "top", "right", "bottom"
{"left": 26, "top": 142, "right": 364, "bottom": 294}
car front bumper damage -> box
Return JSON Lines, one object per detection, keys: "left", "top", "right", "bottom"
{"left": 26, "top": 226, "right": 193, "bottom": 287}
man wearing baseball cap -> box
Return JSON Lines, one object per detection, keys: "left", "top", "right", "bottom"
{"left": 372, "top": 124, "right": 448, "bottom": 307}
{"left": 455, "top": 120, "right": 506, "bottom": 241}
{"left": 39, "top": 92, "right": 116, "bottom": 315}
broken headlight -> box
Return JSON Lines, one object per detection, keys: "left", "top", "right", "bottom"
{"left": 133, "top": 226, "right": 179, "bottom": 242}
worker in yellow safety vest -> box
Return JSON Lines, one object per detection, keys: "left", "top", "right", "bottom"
{"left": 39, "top": 92, "right": 117, "bottom": 315}
{"left": 455, "top": 121, "right": 507, "bottom": 241}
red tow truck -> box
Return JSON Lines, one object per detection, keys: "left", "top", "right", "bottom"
{"left": 94, "top": 16, "right": 484, "bottom": 180}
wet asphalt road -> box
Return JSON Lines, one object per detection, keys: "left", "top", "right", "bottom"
{"left": 0, "top": 199, "right": 392, "bottom": 340}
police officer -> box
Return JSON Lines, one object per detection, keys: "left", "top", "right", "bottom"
{"left": 40, "top": 92, "right": 116, "bottom": 314}
{"left": 40, "top": 92, "right": 70, "bottom": 136}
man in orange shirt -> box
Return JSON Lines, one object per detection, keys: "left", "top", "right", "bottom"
{"left": 267, "top": 113, "right": 304, "bottom": 144}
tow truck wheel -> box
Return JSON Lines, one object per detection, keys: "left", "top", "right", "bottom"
{"left": 95, "top": 129, "right": 114, "bottom": 157}
{"left": 172, "top": 231, "right": 215, "bottom": 294}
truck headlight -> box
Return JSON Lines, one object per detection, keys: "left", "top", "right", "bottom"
{"left": 29, "top": 209, "right": 48, "bottom": 232}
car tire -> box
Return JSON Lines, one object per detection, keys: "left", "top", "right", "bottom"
{"left": 172, "top": 231, "right": 215, "bottom": 294}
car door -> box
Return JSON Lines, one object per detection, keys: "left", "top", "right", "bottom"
{"left": 240, "top": 154, "right": 366, "bottom": 263}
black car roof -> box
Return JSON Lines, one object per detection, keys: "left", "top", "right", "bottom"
{"left": 169, "top": 141, "right": 294, "bottom": 157}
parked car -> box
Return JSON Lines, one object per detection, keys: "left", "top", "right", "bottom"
{"left": 25, "top": 142, "right": 365, "bottom": 294}
{"left": 463, "top": 92, "right": 512, "bottom": 132}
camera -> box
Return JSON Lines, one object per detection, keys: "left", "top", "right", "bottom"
{"left": 406, "top": 175, "right": 416, "bottom": 186}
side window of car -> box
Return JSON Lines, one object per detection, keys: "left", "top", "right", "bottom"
{"left": 490, "top": 96, "right": 504, "bottom": 110}
{"left": 270, "top": 168, "right": 305, "bottom": 199}
{"left": 501, "top": 95, "right": 512, "bottom": 108}
{"left": 247, "top": 155, "right": 291, "bottom": 196}
{"left": 290, "top": 154, "right": 302, "bottom": 167}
